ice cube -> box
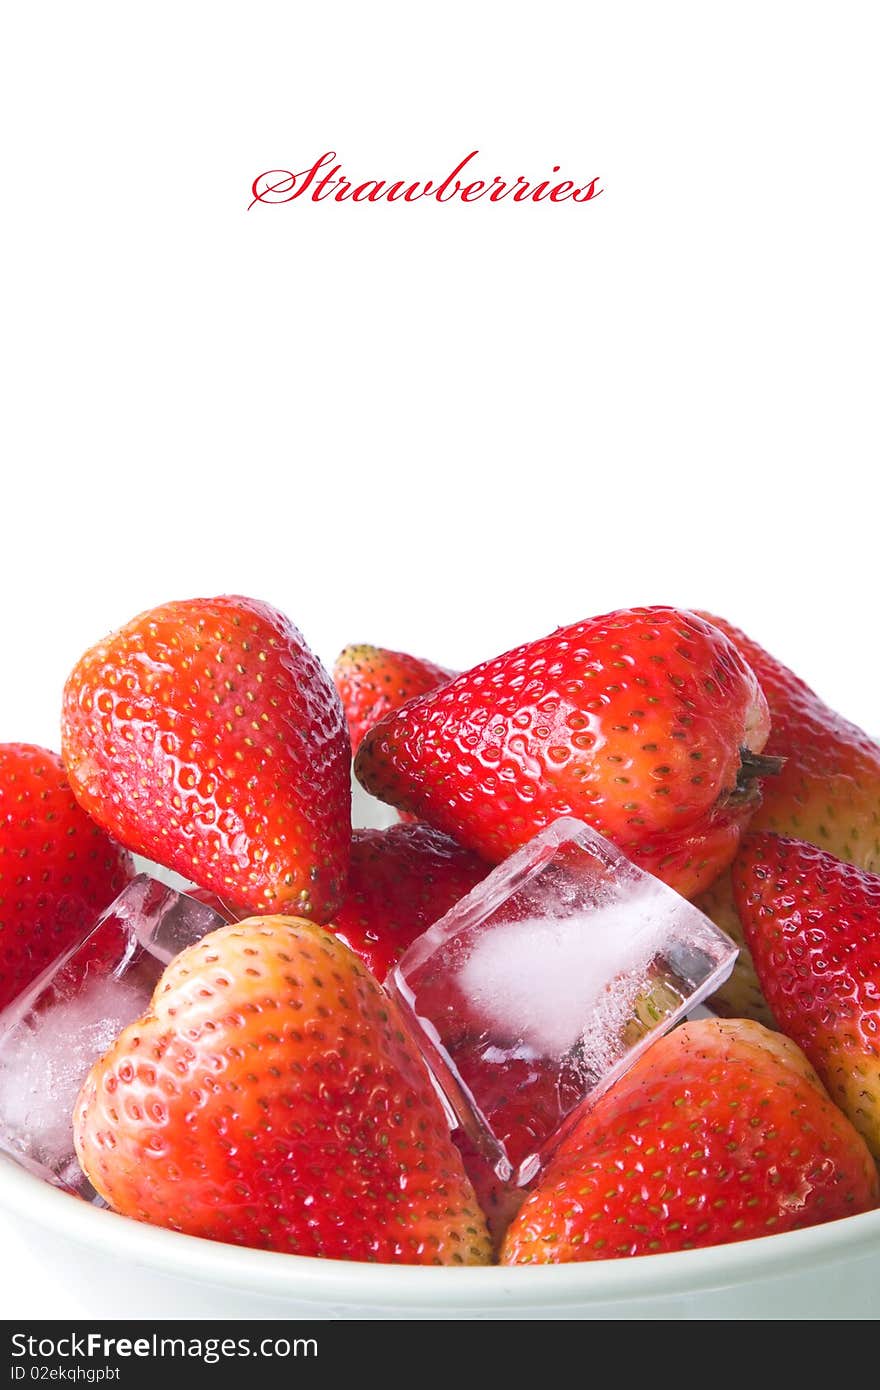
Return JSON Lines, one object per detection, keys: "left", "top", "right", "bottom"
{"left": 387, "top": 817, "right": 737, "bottom": 1187}
{"left": 0, "top": 875, "right": 226, "bottom": 1198}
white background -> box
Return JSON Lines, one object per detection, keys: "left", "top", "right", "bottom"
{"left": 1, "top": 1, "right": 878, "bottom": 1317}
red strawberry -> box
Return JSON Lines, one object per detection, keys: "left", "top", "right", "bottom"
{"left": 356, "top": 607, "right": 776, "bottom": 898}
{"left": 61, "top": 596, "right": 351, "bottom": 920}
{"left": 701, "top": 614, "right": 880, "bottom": 866}
{"left": 330, "top": 822, "right": 488, "bottom": 978}
{"left": 74, "top": 916, "right": 492, "bottom": 1264}
{"left": 500, "top": 1017, "right": 877, "bottom": 1264}
{"left": 0, "top": 743, "right": 133, "bottom": 1012}
{"left": 695, "top": 613, "right": 880, "bottom": 1024}
{"left": 333, "top": 644, "right": 454, "bottom": 752}
{"left": 734, "top": 831, "right": 880, "bottom": 1157}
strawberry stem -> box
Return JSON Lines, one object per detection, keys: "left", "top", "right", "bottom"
{"left": 739, "top": 749, "right": 785, "bottom": 779}
{"left": 730, "top": 747, "right": 785, "bottom": 803}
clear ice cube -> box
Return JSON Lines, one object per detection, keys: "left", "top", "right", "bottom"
{"left": 0, "top": 875, "right": 227, "bottom": 1198}
{"left": 387, "top": 817, "right": 738, "bottom": 1187}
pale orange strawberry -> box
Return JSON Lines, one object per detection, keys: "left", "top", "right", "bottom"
{"left": 74, "top": 917, "right": 492, "bottom": 1264}
{"left": 501, "top": 1018, "right": 877, "bottom": 1263}
{"left": 735, "top": 832, "right": 880, "bottom": 1158}
{"left": 696, "top": 613, "right": 880, "bottom": 1023}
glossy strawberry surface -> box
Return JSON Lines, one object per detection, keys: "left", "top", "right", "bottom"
{"left": 697, "top": 613, "right": 880, "bottom": 1024}
{"left": 62, "top": 596, "right": 351, "bottom": 919}
{"left": 734, "top": 832, "right": 880, "bottom": 1157}
{"left": 0, "top": 743, "right": 133, "bottom": 1011}
{"left": 501, "top": 1018, "right": 878, "bottom": 1263}
{"left": 74, "top": 917, "right": 492, "bottom": 1264}
{"left": 330, "top": 822, "right": 487, "bottom": 979}
{"left": 702, "top": 614, "right": 880, "bottom": 867}
{"left": 334, "top": 643, "right": 454, "bottom": 752}
{"left": 356, "top": 607, "right": 772, "bottom": 897}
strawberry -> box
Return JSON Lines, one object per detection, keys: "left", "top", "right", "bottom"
{"left": 0, "top": 743, "right": 133, "bottom": 1012}
{"left": 330, "top": 822, "right": 488, "bottom": 979}
{"left": 61, "top": 596, "right": 351, "bottom": 920}
{"left": 734, "top": 831, "right": 880, "bottom": 1158}
{"left": 702, "top": 614, "right": 880, "bottom": 866}
{"left": 695, "top": 613, "right": 880, "bottom": 1024}
{"left": 333, "top": 644, "right": 454, "bottom": 752}
{"left": 74, "top": 916, "right": 492, "bottom": 1264}
{"left": 355, "top": 607, "right": 776, "bottom": 898}
{"left": 500, "top": 1017, "right": 878, "bottom": 1263}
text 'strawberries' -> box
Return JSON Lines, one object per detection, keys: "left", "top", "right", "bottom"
{"left": 249, "top": 151, "right": 604, "bottom": 208}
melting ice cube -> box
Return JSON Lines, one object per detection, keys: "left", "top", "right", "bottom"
{"left": 387, "top": 817, "right": 737, "bottom": 1187}
{"left": 0, "top": 875, "right": 227, "bottom": 1198}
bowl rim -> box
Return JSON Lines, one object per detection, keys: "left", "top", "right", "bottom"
{"left": 3, "top": 1154, "right": 879, "bottom": 1310}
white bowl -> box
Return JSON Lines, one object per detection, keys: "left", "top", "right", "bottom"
{"left": 3, "top": 782, "right": 879, "bottom": 1319}
{"left": 2, "top": 1154, "right": 879, "bottom": 1319}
